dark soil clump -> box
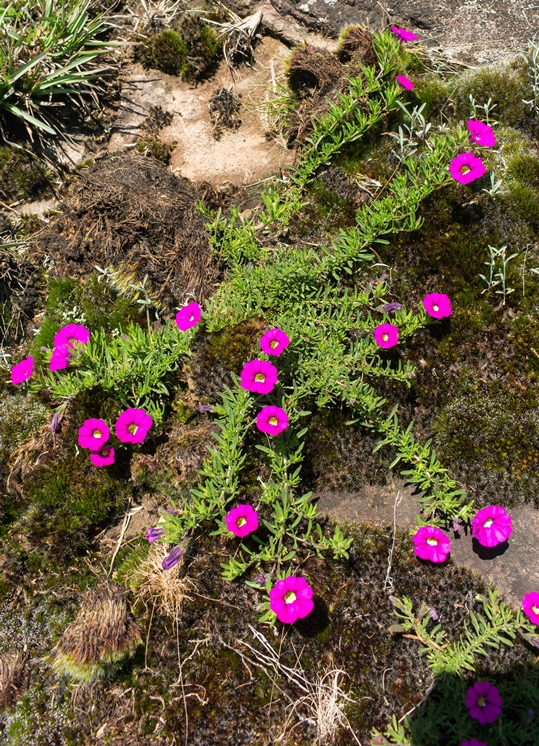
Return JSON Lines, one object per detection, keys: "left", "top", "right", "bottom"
{"left": 35, "top": 154, "right": 219, "bottom": 311}
{"left": 208, "top": 88, "right": 243, "bottom": 140}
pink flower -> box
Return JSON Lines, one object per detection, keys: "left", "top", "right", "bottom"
{"left": 225, "top": 504, "right": 259, "bottom": 537}
{"left": 175, "top": 302, "right": 201, "bottom": 331}
{"left": 449, "top": 152, "right": 486, "bottom": 185}
{"left": 49, "top": 344, "right": 72, "bottom": 371}
{"left": 467, "top": 120, "right": 496, "bottom": 148}
{"left": 396, "top": 75, "right": 414, "bottom": 90}
{"left": 54, "top": 323, "right": 90, "bottom": 349}
{"left": 373, "top": 323, "right": 399, "bottom": 349}
{"left": 390, "top": 26, "right": 418, "bottom": 42}
{"left": 260, "top": 328, "right": 290, "bottom": 356}
{"left": 78, "top": 418, "right": 110, "bottom": 451}
{"left": 90, "top": 446, "right": 115, "bottom": 467}
{"left": 269, "top": 575, "right": 314, "bottom": 624}
{"left": 413, "top": 526, "right": 451, "bottom": 563}
{"left": 522, "top": 592, "right": 539, "bottom": 625}
{"left": 11, "top": 356, "right": 33, "bottom": 385}
{"left": 460, "top": 741, "right": 488, "bottom": 746}
{"left": 466, "top": 681, "right": 503, "bottom": 724}
{"left": 256, "top": 406, "right": 288, "bottom": 436}
{"left": 472, "top": 505, "right": 512, "bottom": 547}
{"left": 423, "top": 292, "right": 452, "bottom": 319}
{"left": 115, "top": 408, "right": 153, "bottom": 444}
{"left": 240, "top": 360, "right": 278, "bottom": 395}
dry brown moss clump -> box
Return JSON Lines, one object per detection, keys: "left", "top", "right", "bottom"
{"left": 284, "top": 28, "right": 376, "bottom": 144}
{"left": 52, "top": 583, "right": 141, "bottom": 683}
{"left": 0, "top": 651, "right": 27, "bottom": 708}
{"left": 36, "top": 154, "right": 219, "bottom": 311}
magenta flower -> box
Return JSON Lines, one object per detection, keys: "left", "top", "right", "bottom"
{"left": 90, "top": 446, "right": 115, "bottom": 467}
{"left": 460, "top": 740, "right": 489, "bottom": 746}
{"left": 396, "top": 75, "right": 415, "bottom": 90}
{"left": 468, "top": 120, "right": 496, "bottom": 148}
{"left": 175, "top": 301, "right": 201, "bottom": 331}
{"left": 240, "top": 360, "right": 278, "bottom": 394}
{"left": 49, "top": 344, "right": 72, "bottom": 372}
{"left": 11, "top": 356, "right": 34, "bottom": 385}
{"left": 78, "top": 418, "right": 110, "bottom": 451}
{"left": 54, "top": 323, "right": 90, "bottom": 349}
{"left": 162, "top": 546, "right": 184, "bottom": 571}
{"left": 423, "top": 292, "right": 452, "bottom": 319}
{"left": 466, "top": 681, "right": 503, "bottom": 724}
{"left": 269, "top": 575, "right": 314, "bottom": 624}
{"left": 115, "top": 408, "right": 153, "bottom": 444}
{"left": 522, "top": 592, "right": 539, "bottom": 625}
{"left": 225, "top": 504, "right": 259, "bottom": 537}
{"left": 260, "top": 328, "right": 290, "bottom": 356}
{"left": 373, "top": 323, "right": 399, "bottom": 349}
{"left": 472, "top": 505, "right": 512, "bottom": 547}
{"left": 449, "top": 152, "right": 486, "bottom": 185}
{"left": 413, "top": 526, "right": 451, "bottom": 563}
{"left": 390, "top": 26, "right": 418, "bottom": 42}
{"left": 256, "top": 406, "right": 288, "bottom": 436}
{"left": 145, "top": 526, "right": 165, "bottom": 543}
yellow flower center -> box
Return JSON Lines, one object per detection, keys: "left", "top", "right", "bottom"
{"left": 382, "top": 334, "right": 388, "bottom": 342}
{"left": 478, "top": 696, "right": 485, "bottom": 707}
{"left": 93, "top": 430, "right": 102, "bottom": 438}
{"left": 461, "top": 165, "right": 470, "bottom": 174}
{"left": 426, "top": 538, "right": 438, "bottom": 546}
{"left": 270, "top": 340, "right": 279, "bottom": 349}
{"left": 269, "top": 416, "right": 278, "bottom": 426}
{"left": 237, "top": 516, "right": 247, "bottom": 527}
{"left": 432, "top": 304, "right": 439, "bottom": 312}
{"left": 533, "top": 605, "right": 539, "bottom": 615}
{"left": 128, "top": 423, "right": 138, "bottom": 435}
{"left": 484, "top": 519, "right": 493, "bottom": 528}
{"left": 284, "top": 591, "right": 296, "bottom": 604}
{"left": 254, "top": 373, "right": 265, "bottom": 382}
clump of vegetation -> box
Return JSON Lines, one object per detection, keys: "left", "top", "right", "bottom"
{"left": 137, "top": 17, "right": 219, "bottom": 81}
{"left": 52, "top": 583, "right": 141, "bottom": 683}
{"left": 0, "top": 148, "right": 52, "bottom": 203}
{"left": 0, "top": 0, "right": 119, "bottom": 136}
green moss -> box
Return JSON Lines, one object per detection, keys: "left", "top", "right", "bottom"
{"left": 507, "top": 153, "right": 539, "bottom": 188}
{"left": 135, "top": 135, "right": 176, "bottom": 164}
{"left": 137, "top": 29, "right": 188, "bottom": 76}
{"left": 137, "top": 20, "right": 220, "bottom": 81}
{"left": 0, "top": 147, "right": 52, "bottom": 203}
{"left": 452, "top": 62, "right": 534, "bottom": 131}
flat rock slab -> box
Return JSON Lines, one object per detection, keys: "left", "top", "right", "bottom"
{"left": 266, "top": 0, "right": 538, "bottom": 64}
{"left": 318, "top": 482, "right": 539, "bottom": 609}
{"left": 108, "top": 36, "right": 298, "bottom": 186}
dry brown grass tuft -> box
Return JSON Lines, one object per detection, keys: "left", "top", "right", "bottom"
{"left": 131, "top": 542, "right": 192, "bottom": 619}
{"left": 53, "top": 583, "right": 141, "bottom": 683}
{"left": 0, "top": 650, "right": 27, "bottom": 708}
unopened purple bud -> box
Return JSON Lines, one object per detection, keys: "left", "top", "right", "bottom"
{"left": 199, "top": 405, "right": 213, "bottom": 413}
{"left": 388, "top": 595, "right": 397, "bottom": 604}
{"left": 162, "top": 545, "right": 184, "bottom": 570}
{"left": 453, "top": 519, "right": 461, "bottom": 533}
{"left": 254, "top": 573, "right": 269, "bottom": 586}
{"left": 379, "top": 274, "right": 389, "bottom": 282}
{"left": 41, "top": 346, "right": 49, "bottom": 352}
{"left": 50, "top": 413, "right": 61, "bottom": 432}
{"left": 429, "top": 607, "right": 439, "bottom": 621}
{"left": 382, "top": 303, "right": 402, "bottom": 313}
{"left": 121, "top": 334, "right": 129, "bottom": 340}
{"left": 167, "top": 507, "right": 178, "bottom": 516}
{"left": 531, "top": 637, "right": 539, "bottom": 649}
{"left": 145, "top": 526, "right": 165, "bottom": 543}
